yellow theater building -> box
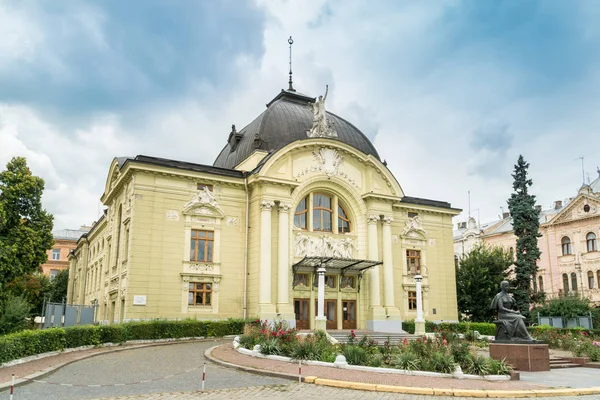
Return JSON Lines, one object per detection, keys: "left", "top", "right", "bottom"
{"left": 68, "top": 85, "right": 460, "bottom": 332}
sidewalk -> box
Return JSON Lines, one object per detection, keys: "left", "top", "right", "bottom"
{"left": 208, "top": 343, "right": 548, "bottom": 391}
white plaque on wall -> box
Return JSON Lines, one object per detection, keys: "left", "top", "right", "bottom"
{"left": 133, "top": 295, "right": 147, "bottom": 306}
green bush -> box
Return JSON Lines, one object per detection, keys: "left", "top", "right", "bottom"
{"left": 401, "top": 320, "right": 437, "bottom": 334}
{"left": 343, "top": 345, "right": 368, "bottom": 365}
{"left": 0, "top": 296, "right": 32, "bottom": 335}
{"left": 0, "top": 318, "right": 250, "bottom": 365}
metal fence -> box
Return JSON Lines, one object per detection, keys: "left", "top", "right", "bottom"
{"left": 43, "top": 302, "right": 97, "bottom": 328}
{"left": 538, "top": 313, "right": 594, "bottom": 329}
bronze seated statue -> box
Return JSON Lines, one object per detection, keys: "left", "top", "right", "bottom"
{"left": 490, "top": 281, "right": 536, "bottom": 342}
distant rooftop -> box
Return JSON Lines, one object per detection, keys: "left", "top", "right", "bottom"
{"left": 53, "top": 226, "right": 91, "bottom": 241}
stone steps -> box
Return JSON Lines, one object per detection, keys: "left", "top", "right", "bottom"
{"left": 550, "top": 357, "right": 580, "bottom": 369}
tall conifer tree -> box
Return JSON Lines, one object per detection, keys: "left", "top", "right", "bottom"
{"left": 507, "top": 155, "right": 541, "bottom": 319}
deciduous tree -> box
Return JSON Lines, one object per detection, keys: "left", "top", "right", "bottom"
{"left": 0, "top": 157, "right": 54, "bottom": 308}
{"left": 456, "top": 244, "right": 512, "bottom": 322}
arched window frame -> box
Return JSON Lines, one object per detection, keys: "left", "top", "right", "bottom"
{"left": 571, "top": 272, "right": 578, "bottom": 292}
{"left": 293, "top": 192, "right": 353, "bottom": 234}
{"left": 588, "top": 271, "right": 595, "bottom": 289}
{"left": 294, "top": 196, "right": 308, "bottom": 230}
{"left": 586, "top": 232, "right": 598, "bottom": 252}
{"left": 561, "top": 236, "right": 572, "bottom": 256}
{"left": 562, "top": 273, "right": 569, "bottom": 294}
{"left": 337, "top": 203, "right": 351, "bottom": 234}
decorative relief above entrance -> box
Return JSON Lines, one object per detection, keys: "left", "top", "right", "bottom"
{"left": 183, "top": 187, "right": 224, "bottom": 218}
{"left": 294, "top": 233, "right": 356, "bottom": 258}
{"left": 294, "top": 147, "right": 359, "bottom": 188}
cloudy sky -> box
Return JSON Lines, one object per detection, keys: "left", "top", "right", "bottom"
{"left": 1, "top": 0, "right": 600, "bottom": 230}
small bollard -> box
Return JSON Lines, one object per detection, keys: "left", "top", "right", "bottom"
{"left": 298, "top": 360, "right": 301, "bottom": 383}
{"left": 10, "top": 373, "right": 14, "bottom": 400}
{"left": 201, "top": 362, "right": 206, "bottom": 391}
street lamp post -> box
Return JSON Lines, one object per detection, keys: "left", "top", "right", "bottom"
{"left": 414, "top": 274, "right": 425, "bottom": 335}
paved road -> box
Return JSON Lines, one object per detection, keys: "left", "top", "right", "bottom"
{"left": 0, "top": 340, "right": 289, "bottom": 400}
{"left": 2, "top": 339, "right": 600, "bottom": 400}
{"left": 89, "top": 384, "right": 600, "bottom": 400}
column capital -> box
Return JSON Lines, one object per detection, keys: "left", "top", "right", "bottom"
{"left": 278, "top": 202, "right": 293, "bottom": 212}
{"left": 382, "top": 215, "right": 394, "bottom": 225}
{"left": 260, "top": 200, "right": 276, "bottom": 211}
{"left": 367, "top": 214, "right": 380, "bottom": 225}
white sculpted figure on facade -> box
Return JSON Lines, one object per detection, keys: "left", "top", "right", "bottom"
{"left": 307, "top": 85, "right": 337, "bottom": 138}
{"left": 402, "top": 215, "right": 426, "bottom": 237}
{"left": 184, "top": 186, "right": 222, "bottom": 212}
{"left": 294, "top": 233, "right": 355, "bottom": 259}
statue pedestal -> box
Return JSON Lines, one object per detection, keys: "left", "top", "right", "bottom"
{"left": 489, "top": 343, "right": 549, "bottom": 372}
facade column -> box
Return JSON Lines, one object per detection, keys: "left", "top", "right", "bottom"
{"left": 277, "top": 202, "right": 295, "bottom": 325}
{"left": 367, "top": 214, "right": 385, "bottom": 331}
{"left": 415, "top": 274, "right": 425, "bottom": 335}
{"left": 315, "top": 266, "right": 327, "bottom": 330}
{"left": 259, "top": 200, "right": 277, "bottom": 319}
{"left": 382, "top": 216, "right": 395, "bottom": 307}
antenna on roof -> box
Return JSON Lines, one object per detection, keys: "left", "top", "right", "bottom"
{"left": 288, "top": 36, "right": 296, "bottom": 92}
{"left": 577, "top": 156, "right": 585, "bottom": 185}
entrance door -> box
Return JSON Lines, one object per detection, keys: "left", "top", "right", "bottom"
{"left": 294, "top": 299, "right": 309, "bottom": 330}
{"left": 316, "top": 300, "right": 337, "bottom": 329}
{"left": 342, "top": 300, "right": 356, "bottom": 329}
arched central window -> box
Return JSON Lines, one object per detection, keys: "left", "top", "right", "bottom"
{"left": 313, "top": 194, "right": 332, "bottom": 232}
{"left": 586, "top": 232, "right": 598, "bottom": 252}
{"left": 294, "top": 192, "right": 352, "bottom": 234}
{"left": 561, "top": 236, "right": 572, "bottom": 256}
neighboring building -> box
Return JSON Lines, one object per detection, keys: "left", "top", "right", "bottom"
{"left": 41, "top": 227, "right": 90, "bottom": 280}
{"left": 68, "top": 86, "right": 461, "bottom": 330}
{"left": 480, "top": 169, "right": 600, "bottom": 306}
{"left": 453, "top": 216, "right": 504, "bottom": 260}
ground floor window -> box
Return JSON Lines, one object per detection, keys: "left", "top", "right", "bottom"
{"left": 408, "top": 291, "right": 417, "bottom": 310}
{"left": 294, "top": 273, "right": 309, "bottom": 287}
{"left": 188, "top": 282, "right": 212, "bottom": 305}
{"left": 340, "top": 275, "right": 355, "bottom": 289}
{"left": 325, "top": 275, "right": 336, "bottom": 289}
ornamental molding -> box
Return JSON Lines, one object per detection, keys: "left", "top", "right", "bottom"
{"left": 261, "top": 200, "right": 275, "bottom": 211}
{"left": 182, "top": 187, "right": 224, "bottom": 218}
{"left": 381, "top": 215, "right": 394, "bottom": 225}
{"left": 226, "top": 216, "right": 239, "bottom": 226}
{"left": 294, "top": 147, "right": 359, "bottom": 188}
{"left": 279, "top": 203, "right": 293, "bottom": 213}
{"left": 401, "top": 216, "right": 427, "bottom": 239}
{"left": 294, "top": 233, "right": 356, "bottom": 259}
{"left": 367, "top": 214, "right": 380, "bottom": 225}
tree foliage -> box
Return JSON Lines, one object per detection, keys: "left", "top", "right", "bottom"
{"left": 0, "top": 296, "right": 32, "bottom": 335}
{"left": 49, "top": 269, "right": 69, "bottom": 303}
{"left": 533, "top": 294, "right": 593, "bottom": 320}
{"left": 0, "top": 157, "right": 54, "bottom": 308}
{"left": 5, "top": 273, "right": 51, "bottom": 316}
{"left": 507, "top": 155, "right": 542, "bottom": 319}
{"left": 456, "top": 244, "right": 512, "bottom": 322}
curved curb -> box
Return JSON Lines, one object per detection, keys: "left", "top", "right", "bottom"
{"left": 0, "top": 338, "right": 224, "bottom": 392}
{"left": 206, "top": 345, "right": 600, "bottom": 398}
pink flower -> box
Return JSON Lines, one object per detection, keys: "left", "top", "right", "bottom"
{"left": 443, "top": 339, "right": 447, "bottom": 346}
{"left": 403, "top": 338, "right": 408, "bottom": 345}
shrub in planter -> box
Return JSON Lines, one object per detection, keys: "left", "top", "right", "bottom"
{"left": 260, "top": 338, "right": 281, "bottom": 355}
{"left": 429, "top": 351, "right": 456, "bottom": 373}
{"left": 393, "top": 351, "right": 419, "bottom": 371}
{"left": 487, "top": 358, "right": 513, "bottom": 375}
{"left": 343, "top": 345, "right": 368, "bottom": 365}
{"left": 464, "top": 354, "right": 489, "bottom": 376}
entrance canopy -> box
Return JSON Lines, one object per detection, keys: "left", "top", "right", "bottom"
{"left": 292, "top": 256, "right": 382, "bottom": 273}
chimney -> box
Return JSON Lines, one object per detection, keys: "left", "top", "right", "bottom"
{"left": 535, "top": 205, "right": 542, "bottom": 211}
{"left": 502, "top": 212, "right": 510, "bottom": 219}
{"left": 554, "top": 200, "right": 562, "bottom": 210}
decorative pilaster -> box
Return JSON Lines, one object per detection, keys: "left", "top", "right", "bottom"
{"left": 382, "top": 216, "right": 396, "bottom": 308}
{"left": 367, "top": 214, "right": 381, "bottom": 308}
{"left": 277, "top": 203, "right": 295, "bottom": 324}
{"left": 259, "top": 200, "right": 276, "bottom": 318}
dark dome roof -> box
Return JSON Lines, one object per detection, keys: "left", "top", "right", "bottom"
{"left": 213, "top": 90, "right": 380, "bottom": 169}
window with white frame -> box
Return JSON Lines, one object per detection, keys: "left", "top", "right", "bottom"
{"left": 52, "top": 249, "right": 60, "bottom": 260}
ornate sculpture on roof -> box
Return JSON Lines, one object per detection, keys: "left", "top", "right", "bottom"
{"left": 184, "top": 186, "right": 222, "bottom": 211}
{"left": 307, "top": 85, "right": 337, "bottom": 138}
{"left": 402, "top": 215, "right": 427, "bottom": 237}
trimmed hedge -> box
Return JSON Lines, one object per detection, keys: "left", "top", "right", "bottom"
{"left": 401, "top": 320, "right": 437, "bottom": 334}
{"left": 0, "top": 318, "right": 249, "bottom": 365}
{"left": 402, "top": 321, "right": 497, "bottom": 336}
{"left": 528, "top": 326, "right": 600, "bottom": 338}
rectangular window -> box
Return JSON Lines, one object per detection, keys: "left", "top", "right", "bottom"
{"left": 406, "top": 250, "right": 421, "bottom": 275}
{"left": 293, "top": 273, "right": 309, "bottom": 287}
{"left": 325, "top": 275, "right": 336, "bottom": 289}
{"left": 124, "top": 228, "right": 130, "bottom": 261}
{"left": 52, "top": 249, "right": 60, "bottom": 260}
{"left": 313, "top": 194, "right": 332, "bottom": 232}
{"left": 49, "top": 269, "right": 59, "bottom": 281}
{"left": 190, "top": 230, "right": 214, "bottom": 262}
{"left": 408, "top": 291, "right": 417, "bottom": 310}
{"left": 197, "top": 183, "right": 213, "bottom": 191}
{"left": 188, "top": 282, "right": 212, "bottom": 305}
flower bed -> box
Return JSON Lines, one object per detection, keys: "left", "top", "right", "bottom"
{"left": 529, "top": 325, "right": 600, "bottom": 361}
{"left": 236, "top": 321, "right": 512, "bottom": 379}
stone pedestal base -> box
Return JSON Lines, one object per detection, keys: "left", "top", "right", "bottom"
{"left": 414, "top": 320, "right": 426, "bottom": 336}
{"left": 366, "top": 320, "right": 403, "bottom": 333}
{"left": 489, "top": 343, "right": 549, "bottom": 372}
{"left": 314, "top": 317, "right": 327, "bottom": 331}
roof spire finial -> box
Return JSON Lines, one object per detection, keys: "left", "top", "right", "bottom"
{"left": 288, "top": 36, "right": 296, "bottom": 92}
